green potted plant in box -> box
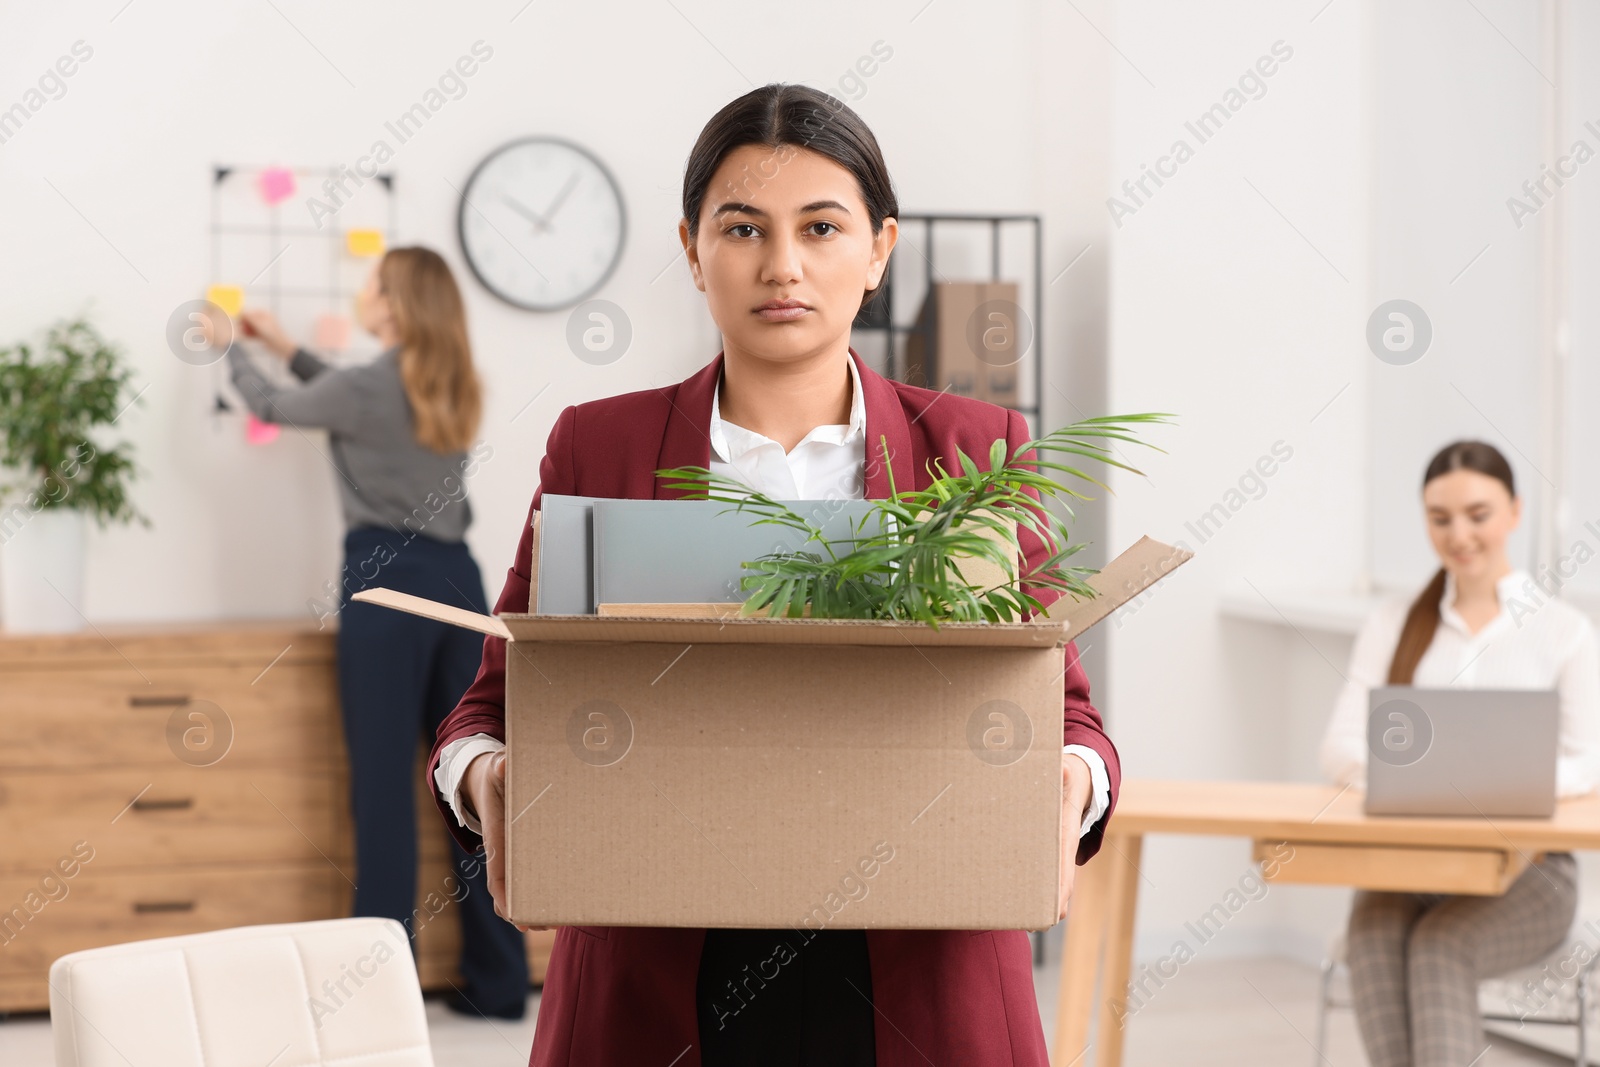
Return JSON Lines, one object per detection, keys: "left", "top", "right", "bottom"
{"left": 0, "top": 317, "right": 145, "bottom": 633}
{"left": 658, "top": 412, "right": 1172, "bottom": 625}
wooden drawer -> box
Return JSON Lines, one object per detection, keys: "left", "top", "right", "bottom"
{"left": 0, "top": 621, "right": 563, "bottom": 1014}
{"left": 0, "top": 766, "right": 346, "bottom": 873}
{"left": 0, "top": 624, "right": 333, "bottom": 672}
{"left": 0, "top": 863, "right": 342, "bottom": 984}
{"left": 0, "top": 664, "right": 342, "bottom": 770}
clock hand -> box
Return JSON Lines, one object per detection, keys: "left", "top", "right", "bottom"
{"left": 539, "top": 171, "right": 581, "bottom": 226}
{"left": 500, "top": 194, "right": 551, "bottom": 233}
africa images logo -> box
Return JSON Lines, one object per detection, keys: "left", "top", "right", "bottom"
{"left": 1369, "top": 697, "right": 1432, "bottom": 767}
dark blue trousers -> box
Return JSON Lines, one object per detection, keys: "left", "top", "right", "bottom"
{"left": 336, "top": 525, "right": 530, "bottom": 1012}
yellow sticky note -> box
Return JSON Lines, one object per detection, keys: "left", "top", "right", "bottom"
{"left": 346, "top": 229, "right": 385, "bottom": 257}
{"left": 206, "top": 285, "right": 244, "bottom": 317}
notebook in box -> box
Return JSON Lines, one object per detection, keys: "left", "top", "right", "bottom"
{"left": 591, "top": 498, "right": 880, "bottom": 607}
{"left": 534, "top": 494, "right": 605, "bottom": 614}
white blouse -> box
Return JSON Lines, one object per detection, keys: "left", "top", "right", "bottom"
{"left": 1318, "top": 568, "right": 1600, "bottom": 798}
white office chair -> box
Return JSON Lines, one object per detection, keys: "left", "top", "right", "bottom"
{"left": 49, "top": 917, "right": 434, "bottom": 1067}
{"left": 1314, "top": 926, "right": 1600, "bottom": 1066}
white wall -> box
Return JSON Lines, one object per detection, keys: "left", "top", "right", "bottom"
{"left": 1560, "top": 0, "right": 1600, "bottom": 597}
{"left": 1368, "top": 0, "right": 1548, "bottom": 589}
{"left": 1103, "top": 0, "right": 1374, "bottom": 965}
{"left": 1033, "top": 0, "right": 1117, "bottom": 707}
{"left": 1, "top": 0, "right": 1103, "bottom": 625}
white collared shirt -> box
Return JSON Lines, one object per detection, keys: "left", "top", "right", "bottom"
{"left": 707, "top": 354, "right": 868, "bottom": 498}
{"left": 1319, "top": 567, "right": 1600, "bottom": 796}
{"left": 437, "top": 357, "right": 1112, "bottom": 839}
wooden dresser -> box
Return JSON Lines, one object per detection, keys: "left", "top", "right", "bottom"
{"left": 0, "top": 620, "right": 552, "bottom": 1013}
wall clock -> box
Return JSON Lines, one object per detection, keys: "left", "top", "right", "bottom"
{"left": 457, "top": 136, "right": 627, "bottom": 311}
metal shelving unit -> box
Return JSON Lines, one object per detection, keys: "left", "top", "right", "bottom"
{"left": 852, "top": 213, "right": 1044, "bottom": 429}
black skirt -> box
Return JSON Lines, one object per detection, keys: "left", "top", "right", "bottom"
{"left": 696, "top": 928, "right": 876, "bottom": 1066}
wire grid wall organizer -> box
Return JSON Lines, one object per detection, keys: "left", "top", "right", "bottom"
{"left": 206, "top": 163, "right": 397, "bottom": 416}
{"left": 850, "top": 214, "right": 1044, "bottom": 431}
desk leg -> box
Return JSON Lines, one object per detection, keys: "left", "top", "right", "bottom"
{"left": 1054, "top": 832, "right": 1144, "bottom": 1067}
{"left": 1055, "top": 843, "right": 1111, "bottom": 1064}
{"left": 1094, "top": 834, "right": 1144, "bottom": 1067}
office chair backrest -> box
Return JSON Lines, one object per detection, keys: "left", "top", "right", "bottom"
{"left": 49, "top": 917, "right": 434, "bottom": 1067}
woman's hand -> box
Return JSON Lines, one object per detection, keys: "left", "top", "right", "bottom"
{"left": 1058, "top": 751, "right": 1092, "bottom": 922}
{"left": 237, "top": 309, "right": 297, "bottom": 360}
{"left": 462, "top": 749, "right": 548, "bottom": 933}
{"left": 196, "top": 303, "right": 232, "bottom": 351}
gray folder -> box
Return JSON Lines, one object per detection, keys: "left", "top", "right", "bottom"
{"left": 534, "top": 494, "right": 604, "bottom": 615}
{"left": 592, "top": 498, "right": 880, "bottom": 608}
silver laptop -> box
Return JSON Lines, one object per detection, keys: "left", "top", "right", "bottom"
{"left": 1364, "top": 686, "right": 1559, "bottom": 817}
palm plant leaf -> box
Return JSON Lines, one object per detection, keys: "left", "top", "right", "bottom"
{"left": 656, "top": 411, "right": 1173, "bottom": 626}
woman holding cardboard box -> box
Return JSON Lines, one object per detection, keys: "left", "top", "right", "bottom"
{"left": 209, "top": 248, "right": 531, "bottom": 1019}
{"left": 431, "top": 85, "right": 1118, "bottom": 1065}
{"left": 1319, "top": 440, "right": 1600, "bottom": 1067}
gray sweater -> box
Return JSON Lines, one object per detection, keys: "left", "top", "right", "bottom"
{"left": 226, "top": 344, "right": 476, "bottom": 543}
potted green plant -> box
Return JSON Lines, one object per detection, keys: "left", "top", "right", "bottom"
{"left": 657, "top": 413, "right": 1172, "bottom": 624}
{"left": 0, "top": 317, "right": 145, "bottom": 633}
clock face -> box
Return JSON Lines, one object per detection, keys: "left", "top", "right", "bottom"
{"left": 457, "top": 137, "right": 626, "bottom": 311}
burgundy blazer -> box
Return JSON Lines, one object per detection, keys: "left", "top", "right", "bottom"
{"left": 428, "top": 349, "right": 1120, "bottom": 1067}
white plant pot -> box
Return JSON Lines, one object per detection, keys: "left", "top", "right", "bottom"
{"left": 0, "top": 507, "right": 88, "bottom": 633}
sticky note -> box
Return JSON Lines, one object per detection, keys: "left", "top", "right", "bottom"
{"left": 245, "top": 413, "right": 280, "bottom": 446}
{"left": 259, "top": 167, "right": 296, "bottom": 206}
{"left": 314, "top": 313, "right": 350, "bottom": 351}
{"left": 206, "top": 285, "right": 244, "bottom": 317}
{"left": 346, "top": 229, "right": 385, "bottom": 257}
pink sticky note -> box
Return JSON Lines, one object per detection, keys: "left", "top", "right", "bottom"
{"left": 259, "top": 167, "right": 296, "bottom": 206}
{"left": 246, "top": 413, "right": 281, "bottom": 445}
{"left": 314, "top": 313, "right": 351, "bottom": 351}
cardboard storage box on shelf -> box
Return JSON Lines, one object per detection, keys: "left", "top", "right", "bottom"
{"left": 902, "top": 280, "right": 1023, "bottom": 406}
{"left": 357, "top": 529, "right": 1190, "bottom": 931}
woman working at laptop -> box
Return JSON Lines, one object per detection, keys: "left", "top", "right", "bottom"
{"left": 1318, "top": 439, "right": 1600, "bottom": 1067}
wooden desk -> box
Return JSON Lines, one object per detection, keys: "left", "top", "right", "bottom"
{"left": 1054, "top": 779, "right": 1600, "bottom": 1067}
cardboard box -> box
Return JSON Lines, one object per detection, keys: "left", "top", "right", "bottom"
{"left": 902, "top": 280, "right": 1024, "bottom": 405}
{"left": 357, "top": 534, "right": 1190, "bottom": 931}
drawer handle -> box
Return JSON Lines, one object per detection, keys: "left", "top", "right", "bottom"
{"left": 129, "top": 695, "right": 191, "bottom": 708}
{"left": 133, "top": 901, "right": 195, "bottom": 914}
{"left": 131, "top": 797, "right": 194, "bottom": 812}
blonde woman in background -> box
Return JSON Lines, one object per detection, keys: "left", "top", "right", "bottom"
{"left": 207, "top": 246, "right": 530, "bottom": 1018}
{"left": 1319, "top": 439, "right": 1600, "bottom": 1066}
